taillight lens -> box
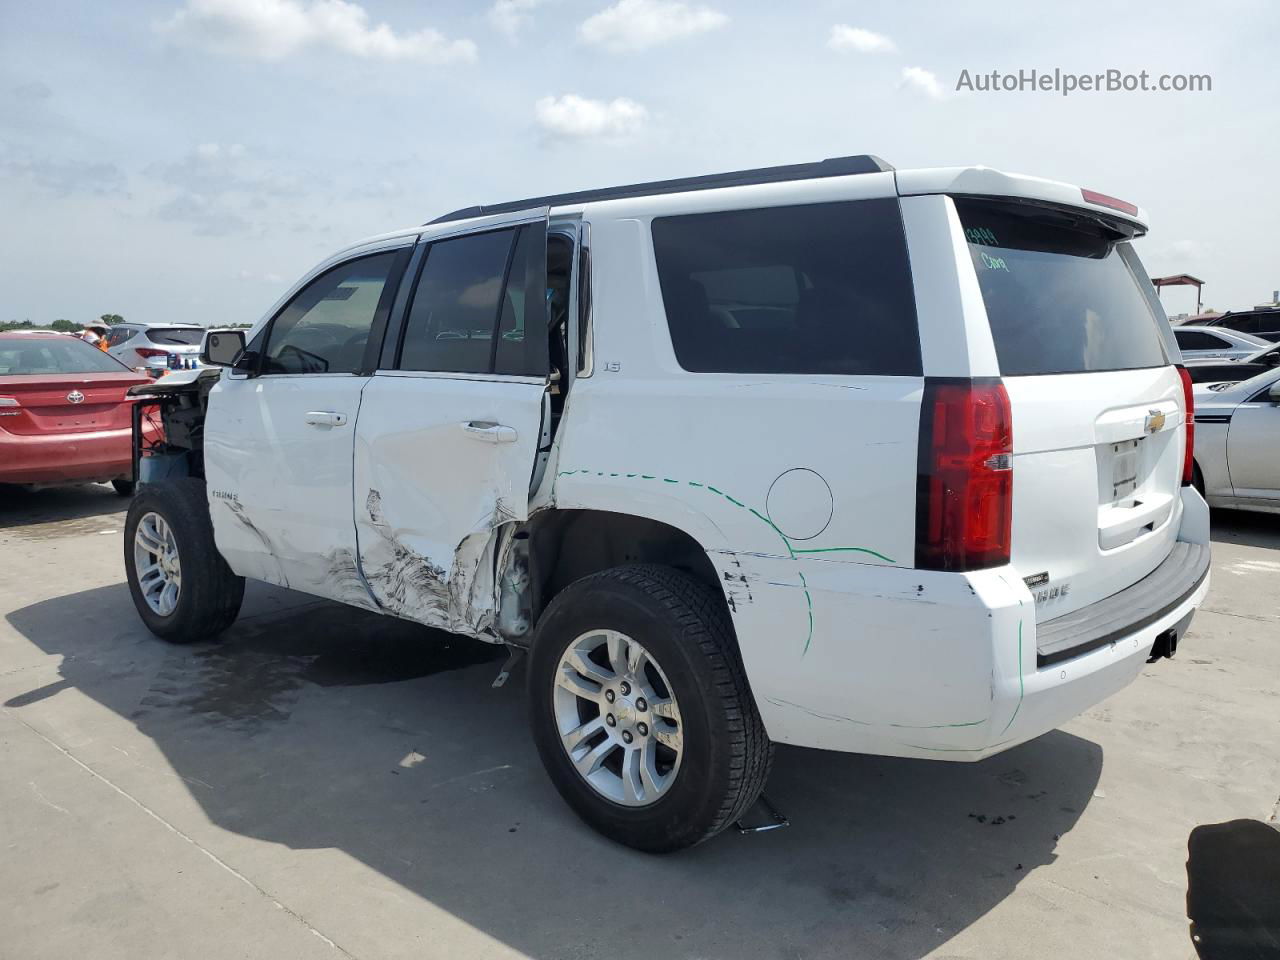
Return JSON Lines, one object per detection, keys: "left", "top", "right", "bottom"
{"left": 916, "top": 379, "right": 1013, "bottom": 571}
{"left": 1177, "top": 365, "right": 1195, "bottom": 486}
{"left": 135, "top": 347, "right": 169, "bottom": 359}
{"left": 1081, "top": 188, "right": 1139, "bottom": 217}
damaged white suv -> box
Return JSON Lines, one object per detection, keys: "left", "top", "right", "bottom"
{"left": 125, "top": 155, "right": 1211, "bottom": 852}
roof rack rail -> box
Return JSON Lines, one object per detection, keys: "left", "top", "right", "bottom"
{"left": 427, "top": 154, "right": 894, "bottom": 225}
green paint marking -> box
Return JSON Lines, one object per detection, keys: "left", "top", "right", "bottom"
{"left": 1000, "top": 620, "right": 1024, "bottom": 735}
{"left": 799, "top": 571, "right": 814, "bottom": 655}
{"left": 793, "top": 546, "right": 895, "bottom": 563}
{"left": 888, "top": 719, "right": 988, "bottom": 730}
{"left": 554, "top": 467, "right": 894, "bottom": 656}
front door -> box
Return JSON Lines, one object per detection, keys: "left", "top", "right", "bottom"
{"left": 353, "top": 210, "right": 551, "bottom": 635}
{"left": 206, "top": 245, "right": 410, "bottom": 606}
{"left": 1226, "top": 380, "right": 1280, "bottom": 501}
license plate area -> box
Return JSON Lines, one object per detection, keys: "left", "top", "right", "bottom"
{"left": 1109, "top": 438, "right": 1142, "bottom": 504}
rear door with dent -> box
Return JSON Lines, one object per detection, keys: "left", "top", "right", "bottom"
{"left": 352, "top": 209, "right": 551, "bottom": 634}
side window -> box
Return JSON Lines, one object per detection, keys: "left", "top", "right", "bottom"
{"left": 495, "top": 226, "right": 550, "bottom": 377}
{"left": 399, "top": 229, "right": 515, "bottom": 374}
{"left": 263, "top": 252, "right": 399, "bottom": 375}
{"left": 398, "top": 225, "right": 549, "bottom": 377}
{"left": 1176, "top": 331, "right": 1226, "bottom": 350}
{"left": 651, "top": 199, "right": 921, "bottom": 376}
{"left": 106, "top": 327, "right": 134, "bottom": 347}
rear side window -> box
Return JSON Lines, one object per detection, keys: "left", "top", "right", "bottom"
{"left": 399, "top": 226, "right": 548, "bottom": 377}
{"left": 955, "top": 198, "right": 1169, "bottom": 376}
{"left": 145, "top": 327, "right": 204, "bottom": 346}
{"left": 1175, "top": 331, "right": 1228, "bottom": 351}
{"left": 651, "top": 199, "right": 921, "bottom": 376}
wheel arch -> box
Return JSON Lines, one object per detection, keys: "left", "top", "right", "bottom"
{"left": 523, "top": 507, "right": 726, "bottom": 630}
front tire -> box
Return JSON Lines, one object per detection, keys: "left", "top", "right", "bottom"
{"left": 124, "top": 479, "right": 245, "bottom": 643}
{"left": 528, "top": 564, "right": 772, "bottom": 852}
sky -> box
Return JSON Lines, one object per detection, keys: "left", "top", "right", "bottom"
{"left": 1, "top": 0, "right": 1276, "bottom": 327}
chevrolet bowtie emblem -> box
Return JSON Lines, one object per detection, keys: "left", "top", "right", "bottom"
{"left": 1145, "top": 409, "right": 1166, "bottom": 434}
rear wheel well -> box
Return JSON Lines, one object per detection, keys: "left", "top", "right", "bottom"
{"left": 524, "top": 509, "right": 722, "bottom": 627}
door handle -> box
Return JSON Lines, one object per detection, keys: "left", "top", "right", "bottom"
{"left": 304, "top": 410, "right": 348, "bottom": 427}
{"left": 461, "top": 421, "right": 518, "bottom": 443}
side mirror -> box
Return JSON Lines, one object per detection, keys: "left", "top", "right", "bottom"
{"left": 201, "top": 329, "right": 249, "bottom": 369}
{"left": 1269, "top": 382, "right": 1280, "bottom": 403}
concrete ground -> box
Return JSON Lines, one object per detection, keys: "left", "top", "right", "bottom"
{"left": 1, "top": 484, "right": 1277, "bottom": 960}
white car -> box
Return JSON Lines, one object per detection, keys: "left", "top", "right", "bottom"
{"left": 106, "top": 322, "right": 206, "bottom": 375}
{"left": 1192, "top": 366, "right": 1280, "bottom": 514}
{"left": 1173, "top": 325, "right": 1271, "bottom": 361}
{"left": 122, "top": 156, "right": 1210, "bottom": 851}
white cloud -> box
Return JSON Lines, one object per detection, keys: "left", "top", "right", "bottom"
{"left": 579, "top": 0, "right": 727, "bottom": 53}
{"left": 157, "top": 0, "right": 477, "bottom": 63}
{"left": 489, "top": 0, "right": 544, "bottom": 39}
{"left": 534, "top": 94, "right": 648, "bottom": 139}
{"left": 901, "top": 66, "right": 946, "bottom": 100}
{"left": 827, "top": 25, "right": 895, "bottom": 54}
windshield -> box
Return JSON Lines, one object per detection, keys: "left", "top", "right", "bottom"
{"left": 145, "top": 327, "right": 205, "bottom": 345}
{"left": 956, "top": 198, "right": 1170, "bottom": 376}
{"left": 0, "top": 337, "right": 133, "bottom": 375}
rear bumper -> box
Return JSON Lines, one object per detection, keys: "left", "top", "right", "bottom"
{"left": 724, "top": 488, "right": 1212, "bottom": 761}
{"left": 0, "top": 426, "right": 134, "bottom": 484}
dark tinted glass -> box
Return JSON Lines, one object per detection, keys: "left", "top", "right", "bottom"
{"left": 494, "top": 226, "right": 550, "bottom": 377}
{"left": 1175, "top": 331, "right": 1227, "bottom": 350}
{"left": 1224, "top": 313, "right": 1280, "bottom": 335}
{"left": 956, "top": 199, "right": 1168, "bottom": 376}
{"left": 400, "top": 230, "right": 515, "bottom": 373}
{"left": 0, "top": 336, "right": 131, "bottom": 374}
{"left": 651, "top": 199, "right": 920, "bottom": 375}
{"left": 145, "top": 327, "right": 205, "bottom": 346}
{"left": 264, "top": 253, "right": 398, "bottom": 375}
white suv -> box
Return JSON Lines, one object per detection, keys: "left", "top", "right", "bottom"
{"left": 123, "top": 155, "right": 1211, "bottom": 852}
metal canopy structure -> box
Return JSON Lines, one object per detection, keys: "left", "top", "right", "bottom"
{"left": 1151, "top": 274, "right": 1205, "bottom": 314}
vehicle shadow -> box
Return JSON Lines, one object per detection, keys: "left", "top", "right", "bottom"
{"left": 0, "top": 483, "right": 128, "bottom": 536}
{"left": 1210, "top": 507, "right": 1280, "bottom": 550}
{"left": 6, "top": 582, "right": 1102, "bottom": 960}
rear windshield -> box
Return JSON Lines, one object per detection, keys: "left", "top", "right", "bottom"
{"left": 0, "top": 337, "right": 131, "bottom": 375}
{"left": 652, "top": 198, "right": 921, "bottom": 376}
{"left": 955, "top": 199, "right": 1169, "bottom": 376}
{"left": 145, "top": 327, "right": 204, "bottom": 345}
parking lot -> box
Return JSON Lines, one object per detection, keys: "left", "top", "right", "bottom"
{"left": 1, "top": 485, "right": 1277, "bottom": 960}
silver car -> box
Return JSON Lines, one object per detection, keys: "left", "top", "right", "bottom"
{"left": 1191, "top": 365, "right": 1280, "bottom": 514}
{"left": 105, "top": 322, "right": 206, "bottom": 376}
{"left": 1173, "top": 325, "right": 1271, "bottom": 361}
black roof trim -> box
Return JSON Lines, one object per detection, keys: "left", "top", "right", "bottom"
{"left": 427, "top": 154, "right": 894, "bottom": 225}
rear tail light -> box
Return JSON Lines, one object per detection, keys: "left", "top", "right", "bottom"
{"left": 1177, "top": 365, "right": 1195, "bottom": 486}
{"left": 1081, "top": 188, "right": 1139, "bottom": 217}
{"left": 916, "top": 378, "right": 1013, "bottom": 571}
{"left": 135, "top": 348, "right": 168, "bottom": 359}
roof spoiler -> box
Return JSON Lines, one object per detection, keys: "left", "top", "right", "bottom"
{"left": 427, "top": 154, "right": 894, "bottom": 225}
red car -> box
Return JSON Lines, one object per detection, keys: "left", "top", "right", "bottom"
{"left": 0, "top": 331, "right": 155, "bottom": 494}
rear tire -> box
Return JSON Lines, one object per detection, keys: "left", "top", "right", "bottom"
{"left": 112, "top": 479, "right": 135, "bottom": 497}
{"left": 528, "top": 564, "right": 772, "bottom": 852}
{"left": 124, "top": 479, "right": 244, "bottom": 643}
